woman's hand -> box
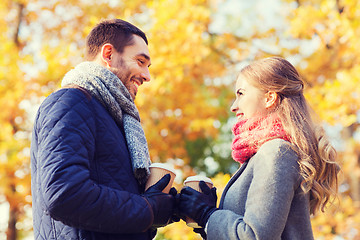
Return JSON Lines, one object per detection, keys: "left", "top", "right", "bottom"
{"left": 178, "top": 181, "right": 218, "bottom": 228}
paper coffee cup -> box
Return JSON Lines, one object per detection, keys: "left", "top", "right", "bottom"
{"left": 184, "top": 175, "right": 213, "bottom": 228}
{"left": 145, "top": 163, "right": 176, "bottom": 193}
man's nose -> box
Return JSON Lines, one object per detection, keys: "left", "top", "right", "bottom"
{"left": 141, "top": 69, "right": 151, "bottom": 82}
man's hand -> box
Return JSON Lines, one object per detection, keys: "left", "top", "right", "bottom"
{"left": 142, "top": 174, "right": 175, "bottom": 228}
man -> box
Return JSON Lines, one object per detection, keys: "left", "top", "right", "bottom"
{"left": 31, "top": 19, "right": 176, "bottom": 240}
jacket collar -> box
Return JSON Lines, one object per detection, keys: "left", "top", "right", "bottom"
{"left": 219, "top": 162, "right": 248, "bottom": 208}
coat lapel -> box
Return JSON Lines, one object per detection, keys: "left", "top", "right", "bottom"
{"left": 219, "top": 162, "right": 248, "bottom": 208}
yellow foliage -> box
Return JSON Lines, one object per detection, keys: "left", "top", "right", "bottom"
{"left": 286, "top": 3, "right": 360, "bottom": 238}
{"left": 2, "top": 0, "right": 360, "bottom": 239}
{"left": 311, "top": 195, "right": 360, "bottom": 239}
{"left": 134, "top": 0, "right": 235, "bottom": 164}
{"left": 287, "top": 0, "right": 360, "bottom": 128}
{"left": 158, "top": 221, "right": 202, "bottom": 240}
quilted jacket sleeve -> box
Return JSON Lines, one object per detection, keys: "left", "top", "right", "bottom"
{"left": 32, "top": 89, "right": 153, "bottom": 233}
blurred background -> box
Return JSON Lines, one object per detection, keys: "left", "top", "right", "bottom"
{"left": 1, "top": 0, "right": 360, "bottom": 239}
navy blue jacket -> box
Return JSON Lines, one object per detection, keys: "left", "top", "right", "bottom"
{"left": 31, "top": 88, "right": 155, "bottom": 240}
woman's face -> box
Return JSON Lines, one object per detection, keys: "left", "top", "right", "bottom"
{"left": 230, "top": 74, "right": 269, "bottom": 121}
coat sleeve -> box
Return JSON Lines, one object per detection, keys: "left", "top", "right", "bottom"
{"left": 32, "top": 89, "right": 153, "bottom": 233}
{"left": 206, "top": 139, "right": 301, "bottom": 240}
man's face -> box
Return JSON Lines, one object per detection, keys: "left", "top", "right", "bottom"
{"left": 109, "top": 35, "right": 151, "bottom": 100}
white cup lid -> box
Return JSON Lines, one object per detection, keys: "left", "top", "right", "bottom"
{"left": 149, "top": 163, "right": 176, "bottom": 174}
{"left": 184, "top": 175, "right": 213, "bottom": 184}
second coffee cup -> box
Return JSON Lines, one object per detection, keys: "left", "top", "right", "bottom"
{"left": 184, "top": 175, "right": 213, "bottom": 228}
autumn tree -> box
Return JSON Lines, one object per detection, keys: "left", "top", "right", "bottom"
{"left": 1, "top": 0, "right": 148, "bottom": 239}
{"left": 136, "top": 0, "right": 243, "bottom": 175}
{"left": 1, "top": 0, "right": 243, "bottom": 239}
{"left": 3, "top": 0, "right": 359, "bottom": 239}
{"left": 281, "top": 0, "right": 360, "bottom": 201}
{"left": 276, "top": 0, "right": 360, "bottom": 237}
{"left": 0, "top": 1, "right": 33, "bottom": 239}
{"left": 158, "top": 0, "right": 360, "bottom": 238}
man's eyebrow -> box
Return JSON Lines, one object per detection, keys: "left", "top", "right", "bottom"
{"left": 138, "top": 53, "right": 150, "bottom": 61}
{"left": 138, "top": 53, "right": 151, "bottom": 67}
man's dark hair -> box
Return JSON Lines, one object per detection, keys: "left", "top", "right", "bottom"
{"left": 85, "top": 19, "right": 148, "bottom": 60}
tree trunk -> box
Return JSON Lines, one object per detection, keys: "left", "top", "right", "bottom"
{"left": 342, "top": 124, "right": 360, "bottom": 201}
{"left": 5, "top": 4, "right": 25, "bottom": 239}
{"left": 14, "top": 3, "right": 24, "bottom": 48}
{"left": 6, "top": 207, "right": 17, "bottom": 240}
{"left": 351, "top": 149, "right": 360, "bottom": 201}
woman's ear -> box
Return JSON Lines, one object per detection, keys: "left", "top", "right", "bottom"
{"left": 100, "top": 43, "right": 113, "bottom": 68}
{"left": 265, "top": 91, "right": 278, "bottom": 109}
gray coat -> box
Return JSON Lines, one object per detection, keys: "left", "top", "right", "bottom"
{"left": 207, "top": 139, "right": 314, "bottom": 240}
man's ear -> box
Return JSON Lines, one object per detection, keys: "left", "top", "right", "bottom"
{"left": 100, "top": 43, "right": 113, "bottom": 68}
{"left": 265, "top": 91, "right": 278, "bottom": 109}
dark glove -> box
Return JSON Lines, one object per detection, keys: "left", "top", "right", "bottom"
{"left": 193, "top": 227, "right": 207, "bottom": 239}
{"left": 179, "top": 180, "right": 218, "bottom": 228}
{"left": 142, "top": 174, "right": 175, "bottom": 228}
{"left": 168, "top": 187, "right": 180, "bottom": 223}
{"left": 174, "top": 192, "right": 187, "bottom": 222}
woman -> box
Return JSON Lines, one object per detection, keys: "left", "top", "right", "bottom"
{"left": 178, "top": 57, "right": 339, "bottom": 239}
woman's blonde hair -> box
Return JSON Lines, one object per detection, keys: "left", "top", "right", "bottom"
{"left": 240, "top": 56, "right": 339, "bottom": 214}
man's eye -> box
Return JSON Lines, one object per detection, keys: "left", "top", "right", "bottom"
{"left": 138, "top": 59, "right": 144, "bottom": 64}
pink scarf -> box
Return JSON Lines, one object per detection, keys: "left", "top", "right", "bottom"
{"left": 231, "top": 115, "right": 290, "bottom": 164}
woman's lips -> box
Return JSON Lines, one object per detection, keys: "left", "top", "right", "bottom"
{"left": 236, "top": 113, "right": 244, "bottom": 120}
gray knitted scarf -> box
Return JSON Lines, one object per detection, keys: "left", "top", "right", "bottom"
{"left": 61, "top": 61, "right": 151, "bottom": 188}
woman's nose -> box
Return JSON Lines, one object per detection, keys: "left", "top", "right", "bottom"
{"left": 230, "top": 100, "right": 238, "bottom": 112}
